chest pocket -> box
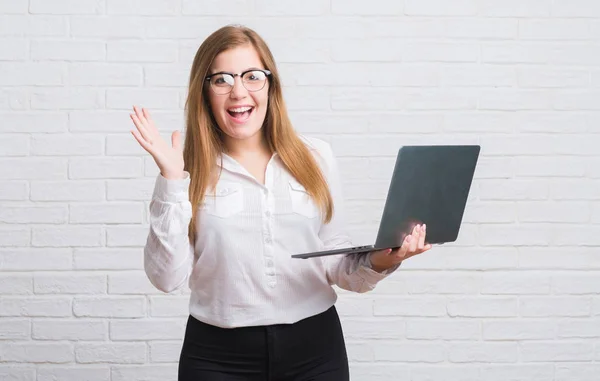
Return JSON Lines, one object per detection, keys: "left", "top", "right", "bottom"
{"left": 288, "top": 179, "right": 319, "bottom": 219}
{"left": 204, "top": 183, "right": 244, "bottom": 218}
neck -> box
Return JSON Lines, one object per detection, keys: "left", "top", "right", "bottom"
{"left": 223, "top": 132, "right": 270, "bottom": 158}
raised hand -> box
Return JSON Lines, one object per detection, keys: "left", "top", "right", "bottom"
{"left": 129, "top": 105, "right": 185, "bottom": 180}
{"left": 368, "top": 224, "right": 432, "bottom": 272}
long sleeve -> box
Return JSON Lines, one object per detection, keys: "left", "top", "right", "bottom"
{"left": 315, "top": 140, "right": 399, "bottom": 293}
{"left": 144, "top": 172, "right": 194, "bottom": 293}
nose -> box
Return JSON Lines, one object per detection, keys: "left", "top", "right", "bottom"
{"left": 229, "top": 76, "right": 247, "bottom": 99}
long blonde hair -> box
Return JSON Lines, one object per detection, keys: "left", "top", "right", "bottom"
{"left": 184, "top": 25, "right": 333, "bottom": 241}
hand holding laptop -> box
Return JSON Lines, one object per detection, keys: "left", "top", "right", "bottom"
{"left": 369, "top": 223, "right": 432, "bottom": 272}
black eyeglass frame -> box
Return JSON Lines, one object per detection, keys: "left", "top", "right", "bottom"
{"left": 205, "top": 69, "right": 272, "bottom": 93}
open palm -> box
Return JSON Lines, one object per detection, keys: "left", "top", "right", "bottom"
{"left": 129, "top": 105, "right": 185, "bottom": 180}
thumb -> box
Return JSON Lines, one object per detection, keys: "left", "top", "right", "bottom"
{"left": 171, "top": 130, "right": 181, "bottom": 151}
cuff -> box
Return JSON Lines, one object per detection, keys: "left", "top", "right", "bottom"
{"left": 152, "top": 171, "right": 190, "bottom": 203}
{"left": 356, "top": 253, "right": 401, "bottom": 283}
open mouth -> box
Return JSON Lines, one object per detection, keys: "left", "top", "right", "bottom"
{"left": 227, "top": 106, "right": 254, "bottom": 122}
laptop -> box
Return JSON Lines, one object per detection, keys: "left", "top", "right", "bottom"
{"left": 291, "top": 145, "right": 481, "bottom": 259}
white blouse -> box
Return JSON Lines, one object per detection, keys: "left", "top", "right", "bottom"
{"left": 144, "top": 136, "right": 395, "bottom": 328}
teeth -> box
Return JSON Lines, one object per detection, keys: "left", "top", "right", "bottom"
{"left": 228, "top": 106, "right": 252, "bottom": 113}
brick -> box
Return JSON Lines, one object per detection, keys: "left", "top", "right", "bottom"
{"left": 520, "top": 20, "right": 591, "bottom": 40}
{"left": 108, "top": 0, "right": 181, "bottom": 15}
{"left": 480, "top": 0, "right": 551, "bottom": 17}
{"left": 441, "top": 65, "right": 516, "bottom": 87}
{"left": 31, "top": 40, "right": 105, "bottom": 61}
{"left": 0, "top": 15, "right": 67, "bottom": 37}
{"left": 73, "top": 296, "right": 146, "bottom": 318}
{"left": 70, "top": 203, "right": 144, "bottom": 224}
{"left": 479, "top": 365, "right": 554, "bottom": 381}
{"left": 341, "top": 319, "right": 405, "bottom": 340}
{"left": 0, "top": 227, "right": 30, "bottom": 247}
{"left": 111, "top": 365, "right": 177, "bottom": 381}
{"left": 0, "top": 248, "right": 72, "bottom": 271}
{"left": 447, "top": 297, "right": 518, "bottom": 317}
{"left": 0, "top": 0, "right": 28, "bottom": 13}
{"left": 515, "top": 157, "right": 587, "bottom": 177}
{"left": 558, "top": 320, "right": 600, "bottom": 338}
{"left": 0, "top": 206, "right": 67, "bottom": 224}
{"left": 552, "top": 0, "right": 600, "bottom": 17}
{"left": 32, "top": 226, "right": 103, "bottom": 247}
{"left": 374, "top": 297, "right": 447, "bottom": 317}
{"left": 0, "top": 63, "right": 64, "bottom": 85}
{"left": 0, "top": 319, "right": 30, "bottom": 340}
{"left": 37, "top": 367, "right": 110, "bottom": 381}
{"left": 149, "top": 296, "right": 189, "bottom": 317}
{"left": 405, "top": 0, "right": 478, "bottom": 16}
{"left": 481, "top": 272, "right": 551, "bottom": 295}
{"left": 331, "top": 39, "right": 402, "bottom": 62}
{"left": 107, "top": 41, "right": 177, "bottom": 63}
{"left": 75, "top": 343, "right": 146, "bottom": 364}
{"left": 448, "top": 343, "right": 518, "bottom": 363}
{"left": 69, "top": 63, "right": 142, "bottom": 86}
{"left": 444, "top": 19, "right": 518, "bottom": 39}
{"left": 553, "top": 274, "right": 600, "bottom": 294}
{"left": 519, "top": 248, "right": 600, "bottom": 270}
{"left": 69, "top": 157, "right": 142, "bottom": 179}
{"left": 410, "top": 366, "right": 480, "bottom": 381}
{"left": 33, "top": 320, "right": 108, "bottom": 340}
{"left": 106, "top": 88, "right": 179, "bottom": 110}
{"left": 479, "top": 179, "right": 548, "bottom": 200}
{"left": 109, "top": 271, "right": 163, "bottom": 294}
{"left": 462, "top": 201, "right": 516, "bottom": 223}
{"left": 0, "top": 158, "right": 67, "bottom": 180}
{"left": 332, "top": 0, "right": 404, "bottom": 15}
{"left": 0, "top": 38, "right": 28, "bottom": 60}
{"left": 484, "top": 320, "right": 555, "bottom": 340}
{"left": 74, "top": 248, "right": 143, "bottom": 270}
{"left": 71, "top": 16, "right": 144, "bottom": 38}
{"left": 0, "top": 134, "right": 28, "bottom": 156}
{"left": 31, "top": 88, "right": 105, "bottom": 110}
{"left": 256, "top": 0, "right": 328, "bottom": 15}
{"left": 144, "top": 64, "right": 189, "bottom": 87}
{"left": 0, "top": 181, "right": 28, "bottom": 200}
{"left": 521, "top": 342, "right": 593, "bottom": 362}
{"left": 372, "top": 342, "right": 446, "bottom": 362}
{"left": 0, "top": 343, "right": 73, "bottom": 363}
{"left": 106, "top": 179, "right": 155, "bottom": 201}
{"left": 106, "top": 225, "right": 149, "bottom": 247}
{"left": 268, "top": 39, "right": 330, "bottom": 63}
{"left": 0, "top": 274, "right": 32, "bottom": 295}
{"left": 0, "top": 297, "right": 71, "bottom": 317}
{"left": 520, "top": 296, "right": 591, "bottom": 317}
{"left": 556, "top": 364, "right": 600, "bottom": 381}
{"left": 31, "top": 134, "right": 103, "bottom": 156}
{"left": 31, "top": 181, "right": 105, "bottom": 201}
{"left": 0, "top": 112, "right": 68, "bottom": 133}
{"left": 517, "top": 201, "right": 591, "bottom": 223}
{"left": 406, "top": 320, "right": 480, "bottom": 340}
{"left": 110, "top": 319, "right": 185, "bottom": 340}
{"left": 149, "top": 341, "right": 182, "bottom": 363}
{"left": 34, "top": 273, "right": 106, "bottom": 294}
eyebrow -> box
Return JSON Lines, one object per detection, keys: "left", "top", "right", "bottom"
{"left": 209, "top": 67, "right": 264, "bottom": 75}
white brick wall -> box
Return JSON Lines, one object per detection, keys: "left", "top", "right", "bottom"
{"left": 1, "top": 0, "right": 599, "bottom": 380}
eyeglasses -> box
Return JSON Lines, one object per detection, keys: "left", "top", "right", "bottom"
{"left": 205, "top": 69, "right": 271, "bottom": 95}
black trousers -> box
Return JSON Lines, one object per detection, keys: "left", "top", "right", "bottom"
{"left": 178, "top": 306, "right": 349, "bottom": 381}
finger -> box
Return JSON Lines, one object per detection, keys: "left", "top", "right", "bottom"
{"left": 142, "top": 107, "right": 153, "bottom": 124}
{"left": 133, "top": 105, "right": 148, "bottom": 126}
{"left": 395, "top": 235, "right": 411, "bottom": 259}
{"left": 172, "top": 130, "right": 181, "bottom": 151}
{"left": 130, "top": 130, "right": 152, "bottom": 153}
{"left": 418, "top": 224, "right": 426, "bottom": 250}
{"left": 130, "top": 113, "right": 153, "bottom": 144}
{"left": 409, "top": 225, "right": 420, "bottom": 252}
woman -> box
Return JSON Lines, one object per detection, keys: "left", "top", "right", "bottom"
{"left": 130, "top": 25, "right": 431, "bottom": 381}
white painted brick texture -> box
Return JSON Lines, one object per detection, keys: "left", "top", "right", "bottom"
{"left": 1, "top": 0, "right": 600, "bottom": 380}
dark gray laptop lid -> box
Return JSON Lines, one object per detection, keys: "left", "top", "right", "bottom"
{"left": 374, "top": 145, "right": 480, "bottom": 249}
